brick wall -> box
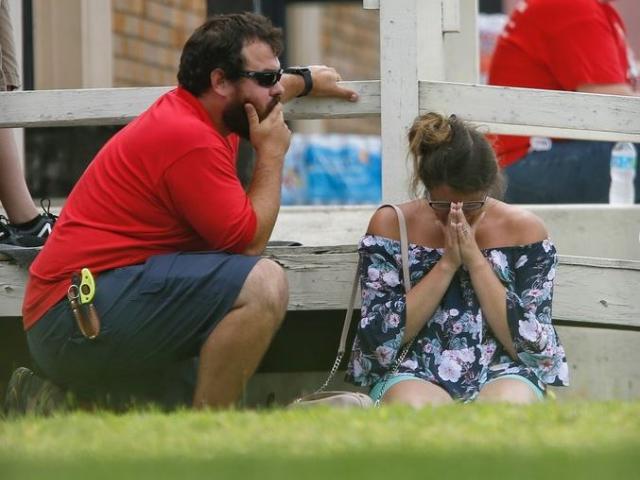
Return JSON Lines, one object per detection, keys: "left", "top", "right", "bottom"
{"left": 111, "top": 2, "right": 381, "bottom": 131}
{"left": 321, "top": 4, "right": 380, "bottom": 135}
{"left": 112, "top": 0, "right": 206, "bottom": 87}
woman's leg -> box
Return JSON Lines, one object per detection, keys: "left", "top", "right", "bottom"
{"left": 476, "top": 376, "right": 543, "bottom": 404}
{"left": 0, "top": 129, "right": 39, "bottom": 224}
{"left": 374, "top": 374, "right": 453, "bottom": 408}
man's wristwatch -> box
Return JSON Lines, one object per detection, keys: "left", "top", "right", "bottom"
{"left": 284, "top": 67, "right": 313, "bottom": 97}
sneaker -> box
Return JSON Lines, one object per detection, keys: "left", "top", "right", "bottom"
{"left": 0, "top": 199, "right": 57, "bottom": 247}
{"left": 3, "top": 367, "right": 68, "bottom": 417}
{"left": 0, "top": 219, "right": 18, "bottom": 245}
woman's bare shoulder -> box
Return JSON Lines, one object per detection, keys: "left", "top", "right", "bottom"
{"left": 367, "top": 201, "right": 423, "bottom": 240}
{"left": 498, "top": 202, "right": 549, "bottom": 244}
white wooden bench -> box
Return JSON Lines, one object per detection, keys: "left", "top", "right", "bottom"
{"left": 1, "top": 0, "right": 639, "bottom": 403}
{"left": 1, "top": 245, "right": 639, "bottom": 403}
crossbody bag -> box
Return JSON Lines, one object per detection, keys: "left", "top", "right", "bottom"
{"left": 289, "top": 204, "right": 415, "bottom": 408}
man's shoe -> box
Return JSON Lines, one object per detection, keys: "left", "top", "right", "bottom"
{"left": 3, "top": 367, "right": 68, "bottom": 417}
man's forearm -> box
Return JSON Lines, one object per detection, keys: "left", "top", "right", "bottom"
{"left": 243, "top": 155, "right": 283, "bottom": 255}
{"left": 280, "top": 66, "right": 358, "bottom": 103}
{"left": 280, "top": 73, "right": 306, "bottom": 103}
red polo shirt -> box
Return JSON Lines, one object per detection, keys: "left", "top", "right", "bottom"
{"left": 23, "top": 87, "right": 257, "bottom": 329}
{"left": 488, "top": 0, "right": 633, "bottom": 167}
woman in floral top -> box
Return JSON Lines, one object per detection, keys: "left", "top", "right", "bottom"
{"left": 346, "top": 113, "right": 568, "bottom": 406}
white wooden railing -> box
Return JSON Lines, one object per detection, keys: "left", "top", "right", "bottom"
{"left": 1, "top": 4, "right": 638, "bottom": 203}
{"left": 2, "top": 81, "right": 638, "bottom": 139}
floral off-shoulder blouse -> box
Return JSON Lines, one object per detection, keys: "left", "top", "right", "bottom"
{"left": 345, "top": 234, "right": 569, "bottom": 402}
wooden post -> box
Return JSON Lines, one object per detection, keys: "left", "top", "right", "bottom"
{"left": 33, "top": 0, "right": 112, "bottom": 89}
{"left": 287, "top": 3, "right": 325, "bottom": 134}
{"left": 81, "top": 0, "right": 113, "bottom": 88}
{"left": 379, "top": 0, "right": 445, "bottom": 203}
{"left": 443, "top": 0, "right": 479, "bottom": 83}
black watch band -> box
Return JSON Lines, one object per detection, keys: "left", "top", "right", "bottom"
{"left": 284, "top": 67, "right": 313, "bottom": 97}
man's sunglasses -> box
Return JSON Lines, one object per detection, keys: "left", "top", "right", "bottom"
{"left": 238, "top": 69, "right": 283, "bottom": 87}
{"left": 425, "top": 191, "right": 488, "bottom": 212}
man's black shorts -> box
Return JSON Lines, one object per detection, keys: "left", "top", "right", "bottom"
{"left": 27, "top": 251, "right": 260, "bottom": 409}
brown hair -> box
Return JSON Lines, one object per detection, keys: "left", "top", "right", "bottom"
{"left": 178, "top": 12, "right": 283, "bottom": 96}
{"left": 408, "top": 112, "right": 504, "bottom": 198}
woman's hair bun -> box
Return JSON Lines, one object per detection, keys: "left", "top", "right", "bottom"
{"left": 408, "top": 112, "right": 501, "bottom": 197}
{"left": 408, "top": 112, "right": 453, "bottom": 157}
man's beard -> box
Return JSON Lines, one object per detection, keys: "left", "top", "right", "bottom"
{"left": 222, "top": 97, "right": 281, "bottom": 140}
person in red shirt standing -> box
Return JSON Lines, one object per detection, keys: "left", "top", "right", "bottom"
{"left": 488, "top": 0, "right": 639, "bottom": 203}
{"left": 4, "top": 13, "right": 358, "bottom": 414}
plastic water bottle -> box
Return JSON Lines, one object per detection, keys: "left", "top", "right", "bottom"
{"left": 609, "top": 142, "right": 636, "bottom": 205}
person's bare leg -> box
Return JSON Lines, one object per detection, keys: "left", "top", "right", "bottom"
{"left": 193, "top": 258, "right": 289, "bottom": 409}
{"left": 0, "top": 129, "right": 38, "bottom": 224}
{"left": 382, "top": 379, "right": 453, "bottom": 408}
{"left": 476, "top": 378, "right": 540, "bottom": 404}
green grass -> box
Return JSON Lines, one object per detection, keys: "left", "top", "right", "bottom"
{"left": 1, "top": 402, "right": 639, "bottom": 480}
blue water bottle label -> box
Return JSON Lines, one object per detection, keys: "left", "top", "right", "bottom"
{"left": 611, "top": 154, "right": 637, "bottom": 170}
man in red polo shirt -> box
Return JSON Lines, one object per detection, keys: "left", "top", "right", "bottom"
{"left": 4, "top": 13, "right": 357, "bottom": 414}
{"left": 488, "top": 0, "right": 638, "bottom": 203}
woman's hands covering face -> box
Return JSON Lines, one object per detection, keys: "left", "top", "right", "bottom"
{"left": 436, "top": 203, "right": 486, "bottom": 271}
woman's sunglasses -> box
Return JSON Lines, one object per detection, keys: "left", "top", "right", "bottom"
{"left": 426, "top": 191, "right": 488, "bottom": 212}
{"left": 239, "top": 69, "right": 284, "bottom": 87}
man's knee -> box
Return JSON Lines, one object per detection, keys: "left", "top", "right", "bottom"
{"left": 243, "top": 258, "right": 289, "bottom": 323}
